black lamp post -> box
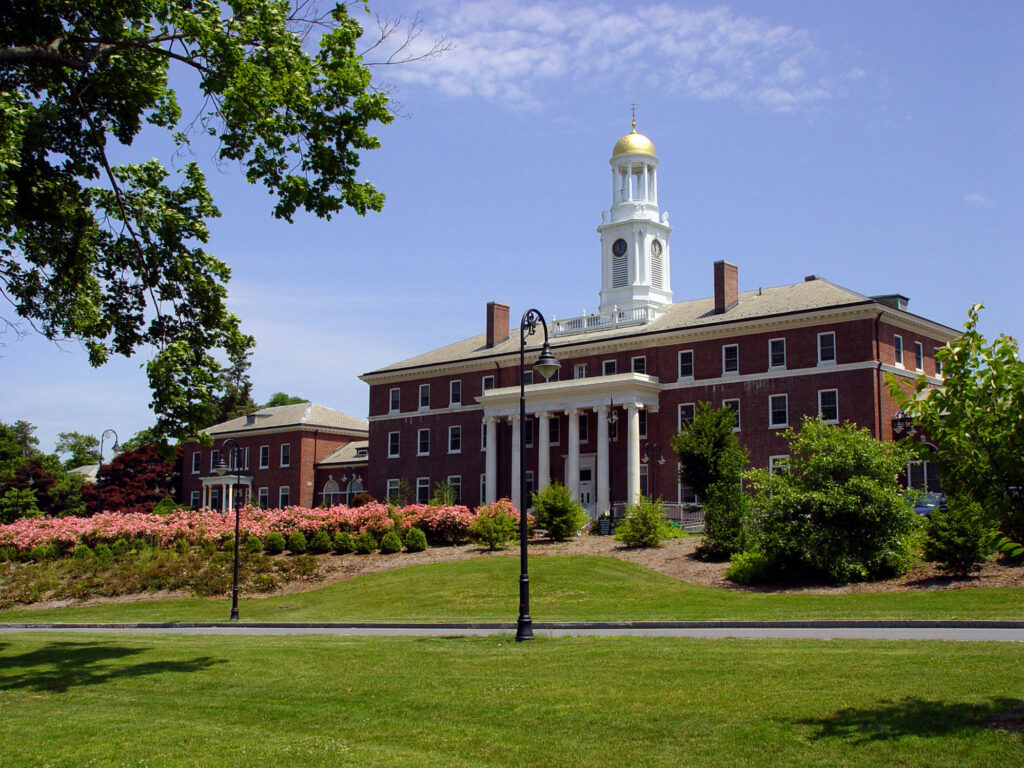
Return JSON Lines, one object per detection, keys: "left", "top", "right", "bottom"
{"left": 891, "top": 410, "right": 916, "bottom": 438}
{"left": 96, "top": 429, "right": 120, "bottom": 514}
{"left": 516, "top": 308, "right": 560, "bottom": 642}
{"left": 214, "top": 437, "right": 242, "bottom": 621}
{"left": 606, "top": 399, "right": 618, "bottom": 530}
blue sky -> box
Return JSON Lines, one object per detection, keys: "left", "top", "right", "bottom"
{"left": 3, "top": 0, "right": 1022, "bottom": 453}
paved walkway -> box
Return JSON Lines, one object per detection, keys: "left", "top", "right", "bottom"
{"left": 3, "top": 620, "right": 1023, "bottom": 641}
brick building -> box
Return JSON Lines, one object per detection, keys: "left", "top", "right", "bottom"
{"left": 180, "top": 402, "right": 368, "bottom": 510}
{"left": 360, "top": 124, "right": 958, "bottom": 516}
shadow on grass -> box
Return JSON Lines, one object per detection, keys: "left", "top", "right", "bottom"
{"left": 795, "top": 696, "right": 1024, "bottom": 742}
{"left": 0, "top": 641, "right": 225, "bottom": 693}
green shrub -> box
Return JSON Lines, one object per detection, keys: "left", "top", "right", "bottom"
{"left": 354, "top": 531, "right": 378, "bottom": 555}
{"left": 532, "top": 482, "right": 588, "bottom": 541}
{"left": 403, "top": 527, "right": 427, "bottom": 553}
{"left": 110, "top": 538, "right": 130, "bottom": 558}
{"left": 924, "top": 498, "right": 994, "bottom": 576}
{"left": 615, "top": 496, "right": 673, "bottom": 548}
{"left": 379, "top": 530, "right": 402, "bottom": 554}
{"left": 0, "top": 546, "right": 16, "bottom": 562}
{"left": 29, "top": 543, "right": 59, "bottom": 561}
{"left": 286, "top": 531, "right": 308, "bottom": 554}
{"left": 151, "top": 497, "right": 180, "bottom": 515}
{"left": 725, "top": 548, "right": 772, "bottom": 585}
{"left": 333, "top": 531, "right": 355, "bottom": 554}
{"left": 174, "top": 538, "right": 190, "bottom": 556}
{"left": 696, "top": 483, "right": 749, "bottom": 560}
{"left": 72, "top": 544, "right": 94, "bottom": 560}
{"left": 744, "top": 418, "right": 917, "bottom": 584}
{"left": 93, "top": 542, "right": 113, "bottom": 564}
{"left": 200, "top": 538, "right": 217, "bottom": 557}
{"left": 308, "top": 529, "right": 332, "bottom": 554}
{"left": 244, "top": 535, "right": 263, "bottom": 554}
{"left": 471, "top": 501, "right": 518, "bottom": 550}
{"left": 264, "top": 531, "right": 286, "bottom": 555}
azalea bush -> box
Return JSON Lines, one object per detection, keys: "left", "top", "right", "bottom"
{"left": 0, "top": 501, "right": 527, "bottom": 555}
{"left": 471, "top": 499, "right": 520, "bottom": 550}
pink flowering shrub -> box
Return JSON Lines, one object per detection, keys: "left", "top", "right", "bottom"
{"left": 0, "top": 501, "right": 530, "bottom": 554}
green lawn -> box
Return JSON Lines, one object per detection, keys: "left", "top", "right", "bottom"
{"left": 1, "top": 633, "right": 1021, "bottom": 767}
{"left": 2, "top": 555, "right": 1022, "bottom": 623}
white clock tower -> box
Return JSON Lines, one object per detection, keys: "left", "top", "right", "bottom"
{"left": 597, "top": 121, "right": 673, "bottom": 315}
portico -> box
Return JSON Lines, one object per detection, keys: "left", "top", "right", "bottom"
{"left": 478, "top": 372, "right": 660, "bottom": 514}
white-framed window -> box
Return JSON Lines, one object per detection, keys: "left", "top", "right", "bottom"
{"left": 640, "top": 463, "right": 649, "bottom": 497}
{"left": 894, "top": 334, "right": 904, "bottom": 367}
{"left": 935, "top": 348, "right": 943, "bottom": 376}
{"left": 387, "top": 431, "right": 400, "bottom": 458}
{"left": 322, "top": 479, "right": 343, "bottom": 506}
{"left": 914, "top": 341, "right": 923, "bottom": 372}
{"left": 480, "top": 422, "right": 488, "bottom": 451}
{"left": 579, "top": 413, "right": 589, "bottom": 443}
{"left": 482, "top": 375, "right": 495, "bottom": 392}
{"left": 818, "top": 389, "right": 839, "bottom": 423}
{"left": 769, "top": 338, "right": 786, "bottom": 369}
{"left": 522, "top": 371, "right": 534, "bottom": 386}
{"left": 280, "top": 443, "right": 290, "bottom": 468}
{"left": 769, "top": 394, "right": 788, "bottom": 428}
{"left": 209, "top": 487, "right": 222, "bottom": 510}
{"left": 818, "top": 332, "right": 836, "bottom": 365}
{"left": 574, "top": 363, "right": 587, "bottom": 379}
{"left": 524, "top": 418, "right": 534, "bottom": 447}
{"left": 678, "top": 349, "right": 694, "bottom": 380}
{"left": 417, "top": 428, "right": 430, "bottom": 456}
{"left": 279, "top": 486, "right": 291, "bottom": 507}
{"left": 241, "top": 447, "right": 250, "bottom": 470}
{"left": 677, "top": 474, "right": 698, "bottom": 505}
{"left": 678, "top": 402, "right": 695, "bottom": 428}
{"left": 722, "top": 344, "right": 739, "bottom": 375}
{"left": 210, "top": 449, "right": 220, "bottom": 472}
{"left": 190, "top": 490, "right": 201, "bottom": 508}
{"left": 416, "top": 477, "right": 430, "bottom": 504}
{"left": 259, "top": 444, "right": 270, "bottom": 469}
{"left": 447, "top": 475, "right": 462, "bottom": 503}
{"left": 448, "top": 425, "right": 462, "bottom": 453}
{"left": 638, "top": 410, "right": 648, "bottom": 439}
{"left": 419, "top": 383, "right": 430, "bottom": 410}
{"left": 603, "top": 359, "right": 617, "bottom": 376}
{"left": 191, "top": 452, "right": 201, "bottom": 474}
{"left": 723, "top": 398, "right": 740, "bottom": 431}
{"left": 389, "top": 387, "right": 401, "bottom": 413}
{"left": 257, "top": 487, "right": 269, "bottom": 508}
{"left": 549, "top": 417, "right": 560, "bottom": 445}
{"left": 479, "top": 474, "right": 487, "bottom": 503}
{"left": 631, "top": 355, "right": 646, "bottom": 374}
{"left": 385, "top": 479, "right": 400, "bottom": 502}
{"left": 525, "top": 471, "right": 535, "bottom": 500}
{"left": 450, "top": 380, "right": 461, "bottom": 406}
{"left": 769, "top": 456, "right": 789, "bottom": 474}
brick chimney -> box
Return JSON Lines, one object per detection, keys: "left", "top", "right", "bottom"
{"left": 486, "top": 301, "right": 510, "bottom": 347}
{"left": 714, "top": 260, "right": 738, "bottom": 314}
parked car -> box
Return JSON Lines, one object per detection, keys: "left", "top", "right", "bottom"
{"left": 912, "top": 492, "right": 947, "bottom": 516}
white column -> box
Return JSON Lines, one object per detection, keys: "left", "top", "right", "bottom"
{"left": 566, "top": 409, "right": 580, "bottom": 500}
{"left": 225, "top": 482, "right": 233, "bottom": 511}
{"left": 537, "top": 412, "right": 551, "bottom": 492}
{"left": 510, "top": 415, "right": 521, "bottom": 510}
{"left": 595, "top": 405, "right": 610, "bottom": 515}
{"left": 485, "top": 417, "right": 498, "bottom": 503}
{"left": 643, "top": 162, "right": 649, "bottom": 202}
{"left": 611, "top": 166, "right": 618, "bottom": 205}
{"left": 626, "top": 404, "right": 641, "bottom": 505}
{"left": 651, "top": 165, "right": 657, "bottom": 204}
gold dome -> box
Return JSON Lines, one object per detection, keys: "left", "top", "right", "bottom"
{"left": 613, "top": 127, "right": 656, "bottom": 157}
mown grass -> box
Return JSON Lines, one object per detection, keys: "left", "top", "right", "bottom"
{"left": 1, "top": 633, "right": 1021, "bottom": 767}
{"left": 2, "top": 555, "right": 1022, "bottom": 624}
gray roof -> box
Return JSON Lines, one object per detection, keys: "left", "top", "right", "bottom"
{"left": 317, "top": 440, "right": 369, "bottom": 466}
{"left": 68, "top": 464, "right": 99, "bottom": 483}
{"left": 365, "top": 278, "right": 929, "bottom": 375}
{"left": 205, "top": 402, "right": 368, "bottom": 436}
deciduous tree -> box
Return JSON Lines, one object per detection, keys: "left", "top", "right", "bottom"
{"left": 1, "top": 1, "right": 445, "bottom": 439}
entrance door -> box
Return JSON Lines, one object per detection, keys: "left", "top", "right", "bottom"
{"left": 579, "top": 467, "right": 595, "bottom": 519}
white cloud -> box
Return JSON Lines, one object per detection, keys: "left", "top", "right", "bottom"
{"left": 964, "top": 192, "right": 994, "bottom": 207}
{"left": 382, "top": 1, "right": 842, "bottom": 111}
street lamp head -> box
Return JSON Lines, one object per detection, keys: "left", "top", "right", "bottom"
{"left": 213, "top": 457, "right": 228, "bottom": 476}
{"left": 534, "top": 341, "right": 561, "bottom": 381}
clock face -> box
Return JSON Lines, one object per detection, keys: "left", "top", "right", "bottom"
{"left": 650, "top": 239, "right": 663, "bottom": 258}
{"left": 612, "top": 238, "right": 628, "bottom": 257}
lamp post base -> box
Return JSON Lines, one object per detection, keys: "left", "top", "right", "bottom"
{"left": 515, "top": 614, "right": 534, "bottom": 642}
